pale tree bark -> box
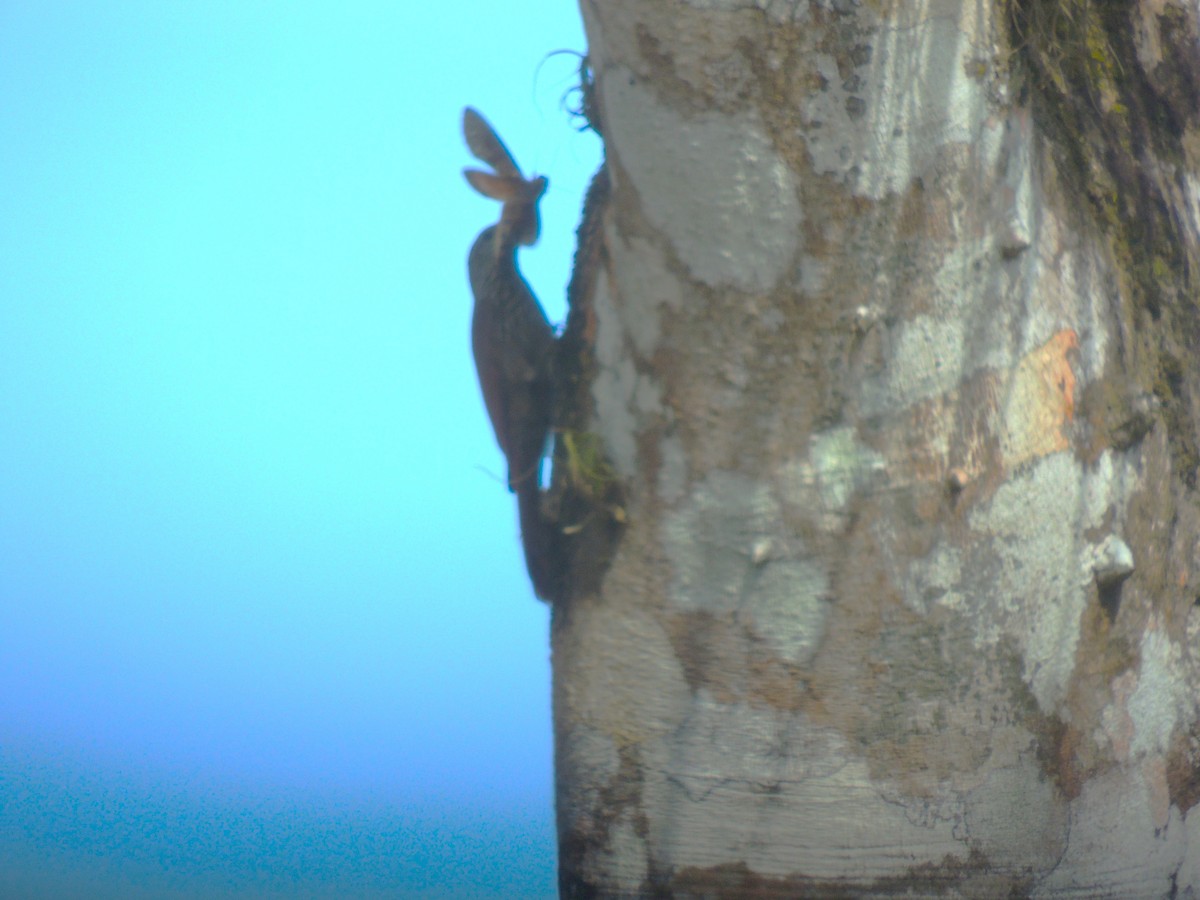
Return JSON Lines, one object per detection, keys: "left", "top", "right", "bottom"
{"left": 545, "top": 0, "right": 1200, "bottom": 895}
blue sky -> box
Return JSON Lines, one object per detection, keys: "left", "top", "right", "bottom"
{"left": 0, "top": 3, "right": 601, "bottom": 896}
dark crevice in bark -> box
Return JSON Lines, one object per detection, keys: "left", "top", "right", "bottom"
{"left": 1097, "top": 577, "right": 1124, "bottom": 621}
{"left": 548, "top": 163, "right": 625, "bottom": 604}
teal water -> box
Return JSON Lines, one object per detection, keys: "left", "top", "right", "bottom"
{"left": 0, "top": 738, "right": 557, "bottom": 899}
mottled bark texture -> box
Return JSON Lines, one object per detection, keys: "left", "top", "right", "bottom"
{"left": 552, "top": 0, "right": 1200, "bottom": 895}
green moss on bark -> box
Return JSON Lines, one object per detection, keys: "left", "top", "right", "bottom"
{"left": 1006, "top": 0, "right": 1200, "bottom": 485}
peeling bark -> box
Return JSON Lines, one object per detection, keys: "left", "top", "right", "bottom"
{"left": 551, "top": 0, "right": 1200, "bottom": 894}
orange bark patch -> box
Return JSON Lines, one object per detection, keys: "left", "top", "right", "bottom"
{"left": 1000, "top": 329, "right": 1078, "bottom": 468}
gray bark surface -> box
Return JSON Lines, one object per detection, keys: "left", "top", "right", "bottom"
{"left": 549, "top": 0, "right": 1200, "bottom": 894}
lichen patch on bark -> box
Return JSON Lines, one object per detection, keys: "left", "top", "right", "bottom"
{"left": 601, "top": 67, "right": 802, "bottom": 293}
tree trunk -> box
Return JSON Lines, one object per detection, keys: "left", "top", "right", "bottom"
{"left": 549, "top": 0, "right": 1200, "bottom": 894}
